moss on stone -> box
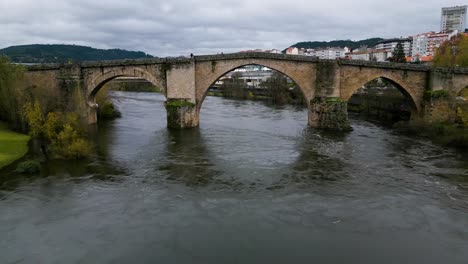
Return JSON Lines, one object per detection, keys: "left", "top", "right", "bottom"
{"left": 424, "top": 90, "right": 449, "bottom": 100}
{"left": 166, "top": 100, "right": 195, "bottom": 108}
{"left": 326, "top": 97, "right": 346, "bottom": 103}
{"left": 310, "top": 97, "right": 352, "bottom": 131}
{"left": 211, "top": 61, "right": 217, "bottom": 72}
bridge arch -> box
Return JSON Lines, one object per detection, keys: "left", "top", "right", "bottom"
{"left": 195, "top": 59, "right": 316, "bottom": 111}
{"left": 341, "top": 73, "right": 420, "bottom": 112}
{"left": 86, "top": 67, "right": 165, "bottom": 105}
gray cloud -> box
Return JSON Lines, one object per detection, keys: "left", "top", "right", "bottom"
{"left": 0, "top": 0, "right": 464, "bottom": 56}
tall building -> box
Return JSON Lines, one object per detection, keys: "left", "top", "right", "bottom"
{"left": 441, "top": 6, "right": 467, "bottom": 33}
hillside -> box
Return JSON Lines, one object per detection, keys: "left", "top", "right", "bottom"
{"left": 288, "top": 38, "right": 384, "bottom": 50}
{"left": 0, "top": 44, "right": 154, "bottom": 63}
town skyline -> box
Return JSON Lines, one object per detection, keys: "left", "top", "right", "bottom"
{"left": 0, "top": 0, "right": 466, "bottom": 56}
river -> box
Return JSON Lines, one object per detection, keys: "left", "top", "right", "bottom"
{"left": 1, "top": 91, "right": 468, "bottom": 263}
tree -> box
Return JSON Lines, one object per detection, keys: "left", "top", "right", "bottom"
{"left": 0, "top": 56, "right": 25, "bottom": 127}
{"left": 392, "top": 42, "right": 406, "bottom": 63}
{"left": 433, "top": 34, "right": 468, "bottom": 67}
{"left": 220, "top": 72, "right": 247, "bottom": 98}
{"left": 260, "top": 72, "right": 290, "bottom": 104}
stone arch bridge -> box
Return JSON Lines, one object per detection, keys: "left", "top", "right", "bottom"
{"left": 25, "top": 52, "right": 468, "bottom": 130}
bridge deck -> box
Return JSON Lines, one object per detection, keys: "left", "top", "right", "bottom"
{"left": 25, "top": 52, "right": 468, "bottom": 74}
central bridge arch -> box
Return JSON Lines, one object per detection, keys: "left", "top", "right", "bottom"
{"left": 194, "top": 58, "right": 318, "bottom": 111}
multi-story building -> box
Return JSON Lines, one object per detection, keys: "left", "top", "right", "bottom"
{"left": 306, "top": 47, "right": 349, "bottom": 59}
{"left": 441, "top": 6, "right": 467, "bottom": 33}
{"left": 348, "top": 50, "right": 371, "bottom": 61}
{"left": 409, "top": 30, "right": 459, "bottom": 62}
{"left": 411, "top": 32, "right": 433, "bottom": 57}
{"left": 426, "top": 31, "right": 459, "bottom": 56}
{"left": 371, "top": 49, "right": 393, "bottom": 62}
{"left": 375, "top": 38, "right": 412, "bottom": 57}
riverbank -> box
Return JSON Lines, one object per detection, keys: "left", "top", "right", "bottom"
{"left": 0, "top": 122, "right": 30, "bottom": 169}
{"left": 395, "top": 121, "right": 468, "bottom": 150}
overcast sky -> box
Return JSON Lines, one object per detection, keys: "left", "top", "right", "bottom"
{"left": 0, "top": 0, "right": 466, "bottom": 56}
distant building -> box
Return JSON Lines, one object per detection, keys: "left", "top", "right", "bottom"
{"left": 371, "top": 49, "right": 392, "bottom": 62}
{"left": 411, "top": 32, "right": 433, "bottom": 58}
{"left": 285, "top": 47, "right": 299, "bottom": 55}
{"left": 347, "top": 48, "right": 391, "bottom": 62}
{"left": 441, "top": 6, "right": 467, "bottom": 33}
{"left": 409, "top": 30, "right": 459, "bottom": 61}
{"left": 269, "top": 49, "right": 282, "bottom": 54}
{"left": 375, "top": 38, "right": 412, "bottom": 57}
{"left": 348, "top": 50, "right": 371, "bottom": 61}
{"left": 306, "top": 47, "right": 349, "bottom": 59}
{"left": 426, "top": 31, "right": 459, "bottom": 57}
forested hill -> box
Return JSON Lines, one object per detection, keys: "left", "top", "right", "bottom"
{"left": 288, "top": 38, "right": 384, "bottom": 50}
{"left": 0, "top": 44, "right": 154, "bottom": 63}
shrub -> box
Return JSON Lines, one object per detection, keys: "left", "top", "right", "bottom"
{"left": 457, "top": 107, "right": 468, "bottom": 127}
{"left": 96, "top": 85, "right": 121, "bottom": 120}
{"left": 23, "top": 103, "right": 94, "bottom": 159}
{"left": 98, "top": 101, "right": 121, "bottom": 119}
{"left": 15, "top": 160, "right": 41, "bottom": 174}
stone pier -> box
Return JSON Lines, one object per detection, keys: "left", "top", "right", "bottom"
{"left": 309, "top": 97, "right": 352, "bottom": 131}
{"left": 165, "top": 99, "right": 199, "bottom": 129}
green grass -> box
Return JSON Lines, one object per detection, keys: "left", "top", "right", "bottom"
{"left": 0, "top": 122, "right": 30, "bottom": 169}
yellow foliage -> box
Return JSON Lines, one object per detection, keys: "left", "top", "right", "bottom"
{"left": 23, "top": 101, "right": 45, "bottom": 138}
{"left": 50, "top": 124, "right": 93, "bottom": 159}
{"left": 457, "top": 107, "right": 468, "bottom": 127}
{"left": 23, "top": 101, "right": 93, "bottom": 159}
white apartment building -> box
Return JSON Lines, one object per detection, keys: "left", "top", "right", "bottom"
{"left": 371, "top": 49, "right": 392, "bottom": 62}
{"left": 411, "top": 32, "right": 433, "bottom": 57}
{"left": 306, "top": 47, "right": 349, "bottom": 59}
{"left": 375, "top": 38, "right": 412, "bottom": 57}
{"left": 426, "top": 31, "right": 459, "bottom": 56}
{"left": 441, "top": 6, "right": 467, "bottom": 33}
{"left": 410, "top": 30, "right": 459, "bottom": 60}
{"left": 348, "top": 50, "right": 371, "bottom": 61}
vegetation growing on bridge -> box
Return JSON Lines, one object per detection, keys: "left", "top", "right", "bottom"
{"left": 424, "top": 90, "right": 449, "bottom": 100}
{"left": 96, "top": 85, "right": 122, "bottom": 120}
{"left": 166, "top": 99, "right": 195, "bottom": 108}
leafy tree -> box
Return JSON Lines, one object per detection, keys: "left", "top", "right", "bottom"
{"left": 392, "top": 43, "right": 406, "bottom": 63}
{"left": 434, "top": 34, "right": 468, "bottom": 67}
{"left": 220, "top": 72, "right": 248, "bottom": 98}
{"left": 0, "top": 56, "right": 25, "bottom": 127}
{"left": 260, "top": 72, "right": 290, "bottom": 104}
{"left": 23, "top": 101, "right": 93, "bottom": 159}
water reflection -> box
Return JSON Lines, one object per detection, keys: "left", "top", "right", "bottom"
{"left": 157, "top": 129, "right": 222, "bottom": 187}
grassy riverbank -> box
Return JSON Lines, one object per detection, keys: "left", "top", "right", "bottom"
{"left": 0, "top": 122, "right": 30, "bottom": 169}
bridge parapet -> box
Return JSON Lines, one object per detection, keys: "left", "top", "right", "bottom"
{"left": 194, "top": 52, "right": 319, "bottom": 63}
